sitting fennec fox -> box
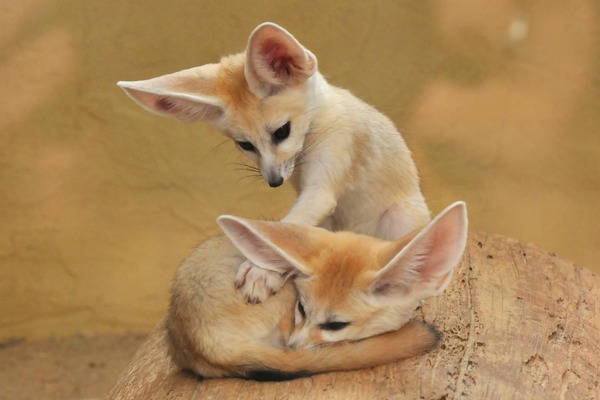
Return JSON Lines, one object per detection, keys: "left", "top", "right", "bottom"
{"left": 118, "top": 22, "right": 431, "bottom": 303}
{"left": 167, "top": 202, "right": 467, "bottom": 379}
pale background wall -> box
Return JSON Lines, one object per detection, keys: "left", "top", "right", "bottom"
{"left": 1, "top": 0, "right": 598, "bottom": 340}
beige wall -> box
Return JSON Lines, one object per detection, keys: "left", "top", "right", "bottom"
{"left": 1, "top": 0, "right": 598, "bottom": 340}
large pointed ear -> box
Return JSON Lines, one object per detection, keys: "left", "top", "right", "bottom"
{"left": 117, "top": 64, "right": 224, "bottom": 123}
{"left": 245, "top": 22, "right": 318, "bottom": 97}
{"left": 217, "top": 216, "right": 315, "bottom": 276}
{"left": 371, "top": 202, "right": 468, "bottom": 300}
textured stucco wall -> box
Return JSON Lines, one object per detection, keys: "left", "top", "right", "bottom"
{"left": 1, "top": 0, "right": 599, "bottom": 340}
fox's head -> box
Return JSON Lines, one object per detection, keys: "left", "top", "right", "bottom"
{"left": 118, "top": 22, "right": 322, "bottom": 188}
{"left": 217, "top": 201, "right": 468, "bottom": 348}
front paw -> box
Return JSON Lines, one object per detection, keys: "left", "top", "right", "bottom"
{"left": 235, "top": 261, "right": 285, "bottom": 304}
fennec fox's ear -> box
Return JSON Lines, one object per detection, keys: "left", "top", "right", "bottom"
{"left": 117, "top": 63, "right": 224, "bottom": 123}
{"left": 371, "top": 202, "right": 468, "bottom": 300}
{"left": 217, "top": 216, "right": 313, "bottom": 277}
{"left": 245, "top": 22, "right": 318, "bottom": 97}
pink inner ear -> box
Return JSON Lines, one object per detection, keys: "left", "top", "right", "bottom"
{"left": 422, "top": 227, "right": 462, "bottom": 277}
{"left": 156, "top": 97, "right": 174, "bottom": 111}
{"left": 261, "top": 40, "right": 300, "bottom": 80}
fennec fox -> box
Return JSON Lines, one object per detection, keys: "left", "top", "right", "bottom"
{"left": 167, "top": 202, "right": 467, "bottom": 379}
{"left": 118, "top": 22, "right": 430, "bottom": 302}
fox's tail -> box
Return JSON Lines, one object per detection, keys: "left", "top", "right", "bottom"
{"left": 238, "top": 320, "right": 441, "bottom": 380}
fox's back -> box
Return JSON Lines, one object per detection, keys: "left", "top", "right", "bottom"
{"left": 297, "top": 85, "right": 430, "bottom": 236}
{"left": 167, "top": 235, "right": 296, "bottom": 377}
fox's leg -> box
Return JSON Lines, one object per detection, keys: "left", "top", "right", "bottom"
{"left": 376, "top": 203, "right": 431, "bottom": 241}
{"left": 236, "top": 189, "right": 338, "bottom": 304}
{"left": 235, "top": 261, "right": 286, "bottom": 304}
{"left": 281, "top": 188, "right": 338, "bottom": 226}
{"left": 317, "top": 215, "right": 334, "bottom": 230}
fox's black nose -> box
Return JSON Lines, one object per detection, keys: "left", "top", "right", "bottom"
{"left": 268, "top": 176, "right": 284, "bottom": 188}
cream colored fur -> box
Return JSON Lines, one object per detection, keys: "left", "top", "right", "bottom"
{"left": 118, "top": 22, "right": 430, "bottom": 302}
{"left": 167, "top": 202, "right": 467, "bottom": 378}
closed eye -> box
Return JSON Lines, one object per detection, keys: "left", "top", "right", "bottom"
{"left": 272, "top": 121, "right": 291, "bottom": 144}
{"left": 236, "top": 141, "right": 255, "bottom": 152}
{"left": 297, "top": 300, "right": 306, "bottom": 319}
{"left": 319, "top": 321, "right": 350, "bottom": 331}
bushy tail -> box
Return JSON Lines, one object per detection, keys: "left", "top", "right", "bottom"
{"left": 239, "top": 320, "right": 441, "bottom": 380}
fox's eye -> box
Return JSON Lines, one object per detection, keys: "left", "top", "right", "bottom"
{"left": 319, "top": 321, "right": 350, "bottom": 331}
{"left": 236, "top": 141, "right": 255, "bottom": 152}
{"left": 297, "top": 300, "right": 306, "bottom": 319}
{"left": 272, "top": 121, "right": 291, "bottom": 144}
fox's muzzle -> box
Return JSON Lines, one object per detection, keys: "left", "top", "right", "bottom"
{"left": 262, "top": 167, "right": 284, "bottom": 187}
{"left": 268, "top": 176, "right": 284, "bottom": 188}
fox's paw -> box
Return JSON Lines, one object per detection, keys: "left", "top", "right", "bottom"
{"left": 235, "top": 261, "right": 285, "bottom": 304}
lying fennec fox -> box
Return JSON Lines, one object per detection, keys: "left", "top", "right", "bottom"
{"left": 167, "top": 202, "right": 467, "bottom": 379}
{"left": 118, "top": 22, "right": 431, "bottom": 303}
